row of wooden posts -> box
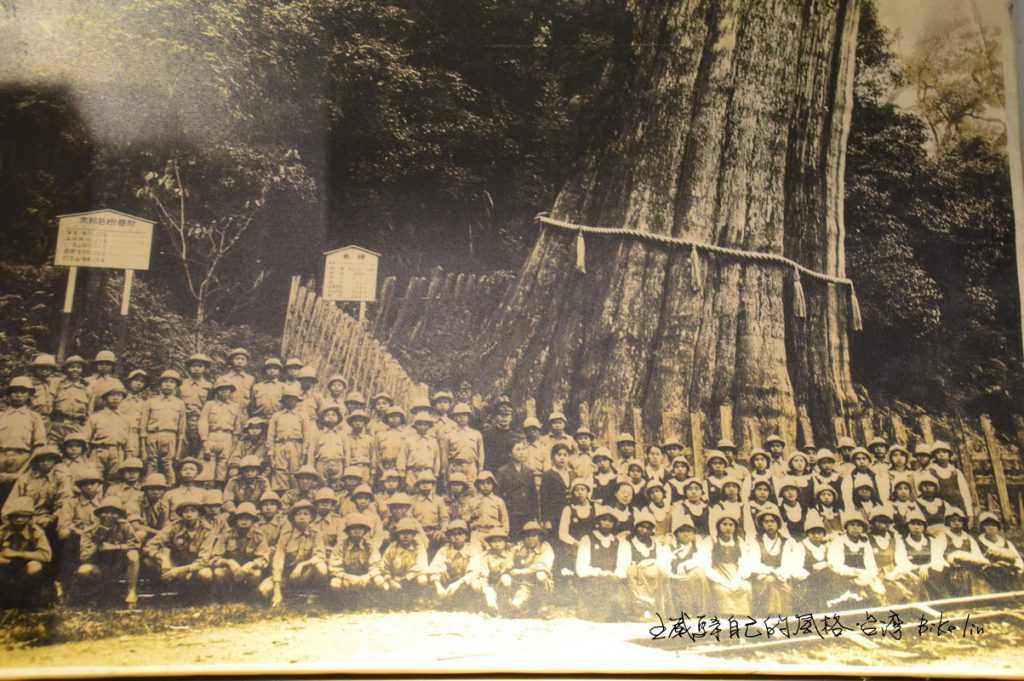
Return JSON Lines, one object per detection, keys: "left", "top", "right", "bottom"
{"left": 282, "top": 273, "right": 1024, "bottom": 528}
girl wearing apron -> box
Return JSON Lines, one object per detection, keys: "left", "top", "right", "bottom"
{"left": 940, "top": 506, "right": 987, "bottom": 597}
{"left": 609, "top": 481, "right": 636, "bottom": 539}
{"left": 886, "top": 446, "right": 914, "bottom": 501}
{"left": 812, "top": 450, "right": 844, "bottom": 510}
{"left": 867, "top": 506, "right": 915, "bottom": 604}
{"left": 701, "top": 515, "right": 753, "bottom": 617}
{"left": 676, "top": 478, "right": 710, "bottom": 537}
{"left": 827, "top": 511, "right": 884, "bottom": 608}
{"left": 624, "top": 510, "right": 671, "bottom": 618}
{"left": 784, "top": 452, "right": 815, "bottom": 509}
{"left": 777, "top": 477, "right": 809, "bottom": 540}
{"left": 643, "top": 480, "right": 673, "bottom": 540}
{"left": 665, "top": 455, "right": 691, "bottom": 504}
{"left": 574, "top": 504, "right": 629, "bottom": 621}
{"left": 915, "top": 473, "right": 949, "bottom": 537}
{"left": 813, "top": 486, "right": 843, "bottom": 537}
{"left": 927, "top": 441, "right": 973, "bottom": 521}
{"left": 748, "top": 450, "right": 776, "bottom": 502}
{"left": 747, "top": 504, "right": 794, "bottom": 615}
{"left": 976, "top": 511, "right": 1024, "bottom": 593}
{"left": 709, "top": 477, "right": 746, "bottom": 540}
{"left": 788, "top": 510, "right": 835, "bottom": 612}
{"left": 557, "top": 478, "right": 595, "bottom": 576}
{"left": 668, "top": 513, "right": 708, "bottom": 614}
{"left": 703, "top": 452, "right": 731, "bottom": 506}
{"left": 900, "top": 507, "right": 945, "bottom": 600}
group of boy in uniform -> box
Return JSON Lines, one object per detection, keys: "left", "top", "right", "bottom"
{"left": 0, "top": 348, "right": 1022, "bottom": 621}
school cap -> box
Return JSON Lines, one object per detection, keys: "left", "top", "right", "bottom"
{"left": 867, "top": 437, "right": 887, "bottom": 449}
{"left": 73, "top": 465, "right": 103, "bottom": 485}
{"left": 352, "top": 483, "right": 374, "bottom": 498}
{"left": 344, "top": 513, "right": 372, "bottom": 532}
{"left": 977, "top": 511, "right": 1002, "bottom": 528}
{"left": 814, "top": 449, "right": 837, "bottom": 463}
{"left": 851, "top": 473, "right": 875, "bottom": 490}
{"left": 160, "top": 369, "right": 183, "bottom": 383}
{"left": 244, "top": 416, "right": 267, "bottom": 429}
{"left": 430, "top": 390, "right": 453, "bottom": 402}
{"left": 592, "top": 504, "right": 617, "bottom": 521}
{"left": 814, "top": 485, "right": 836, "bottom": 498}
{"left": 115, "top": 457, "right": 144, "bottom": 474}
{"left": 259, "top": 490, "right": 282, "bottom": 505}
{"left": 712, "top": 510, "right": 741, "bottom": 530}
{"left": 213, "top": 376, "right": 237, "bottom": 392}
{"left": 187, "top": 353, "right": 212, "bottom": 365}
{"left": 373, "top": 391, "right": 394, "bottom": 403}
{"left": 203, "top": 488, "right": 223, "bottom": 505}
{"left": 851, "top": 447, "right": 871, "bottom": 460}
{"left": 314, "top": 488, "right": 338, "bottom": 504}
{"left": 915, "top": 472, "right": 938, "bottom": 490}
{"left": 27, "top": 445, "right": 61, "bottom": 465}
{"left": 297, "top": 367, "right": 318, "bottom": 382}
{"left": 142, "top": 473, "right": 169, "bottom": 489}
{"left": 803, "top": 509, "right": 826, "bottom": 533}
{"left": 445, "top": 519, "right": 469, "bottom": 535}
{"left": 346, "top": 409, "right": 369, "bottom": 423}
{"left": 94, "top": 350, "right": 117, "bottom": 363}
{"left": 752, "top": 478, "right": 773, "bottom": 490}
{"left": 342, "top": 467, "right": 365, "bottom": 480}
{"left": 704, "top": 450, "right": 728, "bottom": 465}
{"left": 748, "top": 448, "right": 770, "bottom": 462}
{"left": 682, "top": 477, "right": 704, "bottom": 491}
{"left": 386, "top": 492, "right": 413, "bottom": 506}
{"left": 178, "top": 456, "right": 204, "bottom": 474}
{"left": 100, "top": 380, "right": 127, "bottom": 398}
{"left": 287, "top": 499, "right": 314, "bottom": 518}
{"left": 318, "top": 404, "right": 342, "bottom": 418}
{"left": 280, "top": 385, "right": 303, "bottom": 400}
{"left": 661, "top": 438, "right": 683, "bottom": 451}
{"left": 913, "top": 442, "right": 933, "bottom": 456}
{"left": 381, "top": 470, "right": 404, "bottom": 483}
{"left": 521, "top": 521, "right": 545, "bottom": 535}
{"left": 63, "top": 355, "right": 87, "bottom": 367}
{"left": 451, "top": 403, "right": 473, "bottom": 416}
{"left": 786, "top": 450, "right": 810, "bottom": 468}
{"left": 2, "top": 496, "right": 34, "bottom": 518}
{"left": 716, "top": 438, "right": 736, "bottom": 450}
{"left": 574, "top": 426, "right": 594, "bottom": 438}
{"left": 483, "top": 528, "right": 508, "bottom": 542}
{"left": 326, "top": 374, "right": 348, "bottom": 387}
{"left": 720, "top": 475, "right": 741, "bottom": 490}
{"left": 869, "top": 505, "right": 894, "bottom": 522}
{"left": 263, "top": 357, "right": 283, "bottom": 369}
{"left": 126, "top": 369, "right": 148, "bottom": 382}
{"left": 294, "top": 465, "right": 322, "bottom": 481}
{"left": 840, "top": 511, "right": 868, "bottom": 528}
{"left": 592, "top": 447, "right": 612, "bottom": 462}
{"left": 764, "top": 434, "right": 785, "bottom": 447}
{"left": 755, "top": 503, "right": 783, "bottom": 524}
{"left": 836, "top": 436, "right": 856, "bottom": 449}
{"left": 522, "top": 416, "right": 541, "bottom": 430}
{"left": 447, "top": 472, "right": 469, "bottom": 487}
{"left": 227, "top": 348, "right": 250, "bottom": 359}
{"left": 284, "top": 358, "right": 304, "bottom": 368}
{"left": 32, "top": 353, "right": 57, "bottom": 369}
{"left": 644, "top": 479, "right": 666, "bottom": 494}
{"left": 175, "top": 493, "right": 204, "bottom": 513}
{"left": 385, "top": 406, "right": 406, "bottom": 421}
{"left": 944, "top": 506, "right": 968, "bottom": 521}
{"left": 904, "top": 508, "right": 927, "bottom": 525}
{"left": 547, "top": 411, "right": 566, "bottom": 423}
{"left": 409, "top": 399, "right": 431, "bottom": 414}
{"left": 670, "top": 455, "right": 690, "bottom": 468}
{"left": 616, "top": 433, "right": 636, "bottom": 445}
{"left": 475, "top": 470, "right": 497, "bottom": 488}
{"left": 345, "top": 391, "right": 366, "bottom": 404}
{"left": 232, "top": 502, "right": 259, "bottom": 521}
{"left": 887, "top": 444, "right": 910, "bottom": 459}
{"left": 931, "top": 440, "right": 953, "bottom": 454}
{"left": 415, "top": 470, "right": 437, "bottom": 484}
{"left": 394, "top": 517, "right": 420, "bottom": 534}
{"left": 776, "top": 475, "right": 798, "bottom": 492}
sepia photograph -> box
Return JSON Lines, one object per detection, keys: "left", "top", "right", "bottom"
{"left": 0, "top": 0, "right": 1023, "bottom": 676}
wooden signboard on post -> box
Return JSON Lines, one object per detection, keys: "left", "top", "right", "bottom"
{"left": 322, "top": 245, "right": 380, "bottom": 322}
{"left": 55, "top": 209, "right": 155, "bottom": 361}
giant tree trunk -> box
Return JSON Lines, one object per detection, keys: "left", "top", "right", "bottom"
{"left": 475, "top": 0, "right": 861, "bottom": 448}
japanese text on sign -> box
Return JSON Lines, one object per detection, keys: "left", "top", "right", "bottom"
{"left": 55, "top": 211, "right": 154, "bottom": 270}
{"left": 323, "top": 246, "right": 379, "bottom": 302}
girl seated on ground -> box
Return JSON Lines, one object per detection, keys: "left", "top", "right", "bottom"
{"left": 700, "top": 515, "right": 754, "bottom": 617}
{"left": 787, "top": 510, "right": 834, "bottom": 613}
{"left": 897, "top": 508, "right": 946, "bottom": 601}
{"left": 827, "top": 511, "right": 884, "bottom": 609}
{"left": 574, "top": 505, "right": 630, "bottom": 622}
{"left": 939, "top": 506, "right": 988, "bottom": 598}
{"left": 976, "top": 511, "right": 1024, "bottom": 593}
{"left": 746, "top": 504, "right": 797, "bottom": 615}
{"left": 667, "top": 513, "right": 708, "bottom": 614}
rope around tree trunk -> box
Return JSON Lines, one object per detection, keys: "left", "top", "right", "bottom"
{"left": 535, "top": 212, "right": 862, "bottom": 331}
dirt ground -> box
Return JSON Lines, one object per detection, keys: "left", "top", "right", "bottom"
{"left": 4, "top": 608, "right": 1024, "bottom": 677}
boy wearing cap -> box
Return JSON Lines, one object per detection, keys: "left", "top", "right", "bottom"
{"left": 329, "top": 513, "right": 380, "bottom": 596}
{"left": 263, "top": 499, "right": 328, "bottom": 606}
{"left": 145, "top": 492, "right": 215, "bottom": 590}
{"left": 313, "top": 405, "right": 347, "bottom": 479}
{"left": 121, "top": 369, "right": 149, "bottom": 458}
{"left": 343, "top": 484, "right": 385, "bottom": 550}
{"left": 54, "top": 433, "right": 93, "bottom": 493}
{"left": 163, "top": 457, "right": 207, "bottom": 516}
{"left": 106, "top": 457, "right": 145, "bottom": 516}
{"left": 382, "top": 493, "right": 428, "bottom": 551}
{"left": 0, "top": 496, "right": 52, "bottom": 600}
{"left": 203, "top": 502, "right": 271, "bottom": 597}
{"left": 519, "top": 417, "right": 548, "bottom": 495}
{"left": 6, "top": 445, "right": 64, "bottom": 532}
{"left": 337, "top": 467, "right": 366, "bottom": 514}
{"left": 320, "top": 376, "right": 349, "bottom": 420}
{"left": 0, "top": 377, "right": 47, "bottom": 498}
{"left": 86, "top": 350, "right": 120, "bottom": 412}
{"left": 373, "top": 517, "right": 430, "bottom": 605}
{"left": 133, "top": 473, "right": 171, "bottom": 542}
{"left": 475, "top": 529, "right": 516, "bottom": 613}
{"left": 282, "top": 465, "right": 324, "bottom": 508}
{"left": 256, "top": 491, "right": 286, "bottom": 548}
{"left": 569, "top": 426, "right": 596, "bottom": 481}
{"left": 76, "top": 496, "right": 141, "bottom": 606}
{"left": 406, "top": 413, "right": 441, "bottom": 491}
{"left": 51, "top": 356, "right": 90, "bottom": 444}
{"left": 429, "top": 519, "right": 479, "bottom": 606}
{"left": 251, "top": 359, "right": 285, "bottom": 419}
{"left": 224, "top": 455, "right": 271, "bottom": 506}
{"left": 496, "top": 441, "right": 538, "bottom": 539}
{"left": 343, "top": 410, "right": 376, "bottom": 489}
{"left": 222, "top": 349, "right": 255, "bottom": 410}
{"left": 311, "top": 488, "right": 344, "bottom": 548}
{"left": 374, "top": 406, "right": 409, "bottom": 487}
{"left": 469, "top": 471, "right": 509, "bottom": 549}
{"left": 541, "top": 412, "right": 576, "bottom": 460}
{"left": 282, "top": 358, "right": 304, "bottom": 392}
{"left": 180, "top": 354, "right": 213, "bottom": 457}
{"left": 410, "top": 472, "right": 448, "bottom": 558}
{"left": 27, "top": 354, "right": 58, "bottom": 428}
{"left": 977, "top": 512, "right": 1024, "bottom": 592}
{"left": 140, "top": 370, "right": 187, "bottom": 486}
{"left": 198, "top": 378, "right": 243, "bottom": 486}
{"left": 267, "top": 387, "right": 315, "bottom": 493}
{"left": 445, "top": 404, "right": 485, "bottom": 485}
{"left": 508, "top": 521, "right": 554, "bottom": 613}
{"left": 82, "top": 381, "right": 131, "bottom": 483}
{"left": 294, "top": 368, "right": 322, "bottom": 424}
{"left": 574, "top": 505, "right": 630, "bottom": 621}
{"left": 445, "top": 472, "right": 476, "bottom": 525}
{"left": 232, "top": 417, "right": 268, "bottom": 473}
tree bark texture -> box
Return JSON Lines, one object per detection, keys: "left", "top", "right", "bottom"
{"left": 474, "top": 0, "right": 861, "bottom": 449}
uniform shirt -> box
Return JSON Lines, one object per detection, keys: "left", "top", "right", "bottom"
{"left": 198, "top": 400, "right": 242, "bottom": 440}
{"left": 512, "top": 540, "right": 554, "bottom": 573}
{"left": 340, "top": 509, "right": 386, "bottom": 551}
{"left": 520, "top": 439, "right": 550, "bottom": 479}
{"left": 311, "top": 512, "right": 345, "bottom": 548}
{"left": 375, "top": 428, "right": 409, "bottom": 475}
{"left": 297, "top": 392, "right": 321, "bottom": 424}
{"left": 179, "top": 378, "right": 211, "bottom": 417}
{"left": 447, "top": 490, "right": 477, "bottom": 524}
{"left": 257, "top": 515, "right": 286, "bottom": 549}
{"left": 202, "top": 525, "right": 271, "bottom": 568}
{"left": 268, "top": 408, "right": 312, "bottom": 445}
{"left": 428, "top": 543, "right": 479, "bottom": 584}
{"left": 105, "top": 482, "right": 143, "bottom": 517}
{"left": 410, "top": 493, "right": 449, "bottom": 531}
{"left": 376, "top": 539, "right": 428, "bottom": 579}
{"left": 319, "top": 394, "right": 348, "bottom": 420}
{"left": 7, "top": 469, "right": 65, "bottom": 521}
{"left": 477, "top": 547, "right": 515, "bottom": 584}
{"left": 446, "top": 426, "right": 485, "bottom": 471}
{"left": 53, "top": 378, "right": 90, "bottom": 420}
{"left": 120, "top": 393, "right": 147, "bottom": 442}
{"left": 57, "top": 495, "right": 101, "bottom": 538}
{"left": 147, "top": 519, "right": 213, "bottom": 567}
{"left": 344, "top": 431, "right": 377, "bottom": 472}
{"left": 82, "top": 408, "right": 130, "bottom": 447}
{"left": 29, "top": 376, "right": 58, "bottom": 417}
{"left": 86, "top": 375, "right": 122, "bottom": 411}
{"left": 312, "top": 426, "right": 347, "bottom": 464}
{"left": 221, "top": 371, "right": 255, "bottom": 410}
{"left": 162, "top": 483, "right": 204, "bottom": 516}
{"left": 406, "top": 433, "right": 441, "bottom": 476}
{"left": 223, "top": 476, "right": 270, "bottom": 506}
{"left": 134, "top": 496, "right": 170, "bottom": 538}
{"left": 231, "top": 438, "right": 268, "bottom": 469}
{"left": 250, "top": 380, "right": 285, "bottom": 418}
{"left": 329, "top": 537, "right": 379, "bottom": 576}
{"left": 469, "top": 493, "right": 509, "bottom": 534}
{"left": 79, "top": 519, "right": 140, "bottom": 563}
{"left": 272, "top": 523, "right": 326, "bottom": 575}
{"left": 0, "top": 406, "right": 46, "bottom": 451}
{"left": 141, "top": 394, "right": 187, "bottom": 437}
{"left": 0, "top": 521, "right": 51, "bottom": 563}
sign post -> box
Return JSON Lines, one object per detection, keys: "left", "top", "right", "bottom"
{"left": 55, "top": 210, "right": 154, "bottom": 359}
{"left": 322, "top": 245, "right": 380, "bottom": 324}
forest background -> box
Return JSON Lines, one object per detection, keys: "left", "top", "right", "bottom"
{"left": 0, "top": 0, "right": 1019, "bottom": 430}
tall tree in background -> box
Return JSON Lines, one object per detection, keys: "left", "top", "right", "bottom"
{"left": 475, "top": 0, "right": 864, "bottom": 446}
